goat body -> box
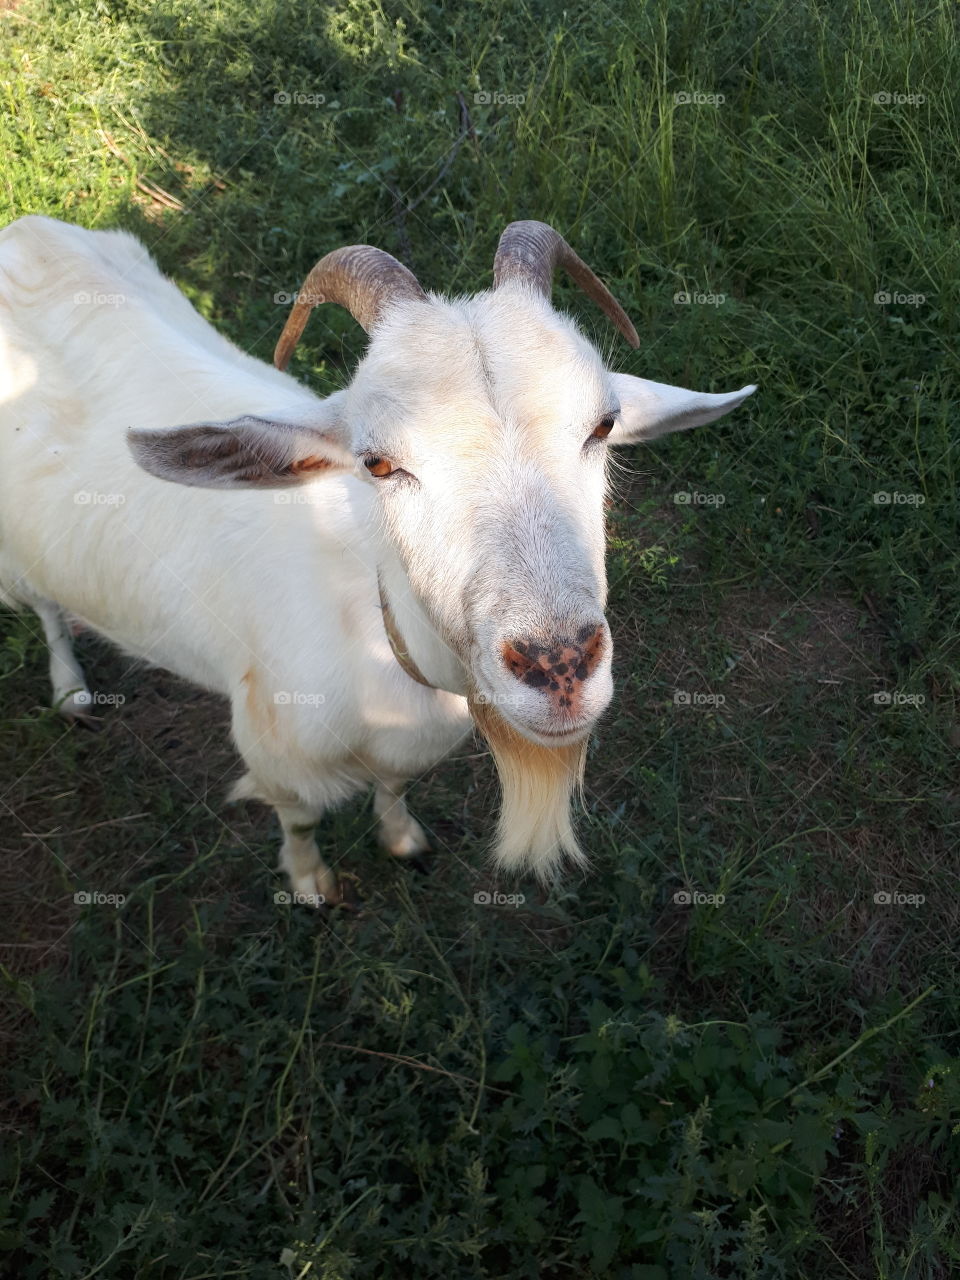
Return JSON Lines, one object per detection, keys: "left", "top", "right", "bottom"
{"left": 0, "top": 215, "right": 755, "bottom": 901}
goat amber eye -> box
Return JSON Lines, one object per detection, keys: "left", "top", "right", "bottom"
{"left": 592, "top": 415, "right": 616, "bottom": 440}
{"left": 364, "top": 456, "right": 395, "bottom": 478}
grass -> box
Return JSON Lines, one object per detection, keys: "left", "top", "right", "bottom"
{"left": 1, "top": 0, "right": 958, "bottom": 1275}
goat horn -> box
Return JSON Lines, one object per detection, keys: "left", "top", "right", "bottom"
{"left": 274, "top": 245, "right": 426, "bottom": 370}
{"left": 492, "top": 220, "right": 640, "bottom": 348}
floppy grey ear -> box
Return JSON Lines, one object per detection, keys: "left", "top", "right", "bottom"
{"left": 608, "top": 374, "right": 756, "bottom": 443}
{"left": 128, "top": 394, "right": 352, "bottom": 489}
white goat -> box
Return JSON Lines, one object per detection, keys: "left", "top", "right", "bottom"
{"left": 0, "top": 215, "right": 754, "bottom": 903}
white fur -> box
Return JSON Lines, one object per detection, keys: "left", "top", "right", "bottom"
{"left": 0, "top": 216, "right": 755, "bottom": 895}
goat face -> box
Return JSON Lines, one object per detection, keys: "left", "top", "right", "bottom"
{"left": 130, "top": 222, "right": 754, "bottom": 876}
{"left": 347, "top": 286, "right": 616, "bottom": 747}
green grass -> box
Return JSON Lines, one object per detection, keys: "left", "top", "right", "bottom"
{"left": 1, "top": 0, "right": 958, "bottom": 1275}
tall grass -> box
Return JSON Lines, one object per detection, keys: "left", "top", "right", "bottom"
{"left": 1, "top": 0, "right": 958, "bottom": 1275}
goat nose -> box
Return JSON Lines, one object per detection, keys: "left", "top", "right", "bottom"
{"left": 500, "top": 624, "right": 607, "bottom": 709}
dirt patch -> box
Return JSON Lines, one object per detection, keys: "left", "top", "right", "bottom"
{"left": 605, "top": 580, "right": 887, "bottom": 745}
{"left": 0, "top": 625, "right": 271, "bottom": 1048}
{"left": 715, "top": 589, "right": 885, "bottom": 702}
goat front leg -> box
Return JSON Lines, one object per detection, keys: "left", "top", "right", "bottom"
{"left": 274, "top": 800, "right": 341, "bottom": 907}
{"left": 374, "top": 777, "right": 431, "bottom": 870}
{"left": 32, "top": 598, "right": 98, "bottom": 727}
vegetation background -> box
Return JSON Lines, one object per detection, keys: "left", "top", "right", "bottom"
{"left": 0, "top": 0, "right": 957, "bottom": 1275}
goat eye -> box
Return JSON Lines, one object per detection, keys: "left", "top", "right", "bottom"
{"left": 590, "top": 414, "right": 616, "bottom": 441}
{"left": 364, "top": 456, "right": 395, "bottom": 478}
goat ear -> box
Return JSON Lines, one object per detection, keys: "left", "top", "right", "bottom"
{"left": 608, "top": 374, "right": 756, "bottom": 443}
{"left": 127, "top": 396, "right": 352, "bottom": 489}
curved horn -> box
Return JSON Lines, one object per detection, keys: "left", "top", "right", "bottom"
{"left": 274, "top": 245, "right": 426, "bottom": 371}
{"left": 493, "top": 220, "right": 640, "bottom": 348}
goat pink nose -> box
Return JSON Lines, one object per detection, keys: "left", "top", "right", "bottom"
{"left": 500, "top": 625, "right": 606, "bottom": 712}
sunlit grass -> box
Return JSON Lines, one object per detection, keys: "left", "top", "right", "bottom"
{"left": 1, "top": 0, "right": 958, "bottom": 1275}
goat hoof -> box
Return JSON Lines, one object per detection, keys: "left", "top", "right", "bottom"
{"left": 64, "top": 711, "right": 103, "bottom": 733}
{"left": 57, "top": 692, "right": 102, "bottom": 730}
{"left": 329, "top": 897, "right": 363, "bottom": 917}
{"left": 331, "top": 872, "right": 363, "bottom": 913}
{"left": 398, "top": 852, "right": 433, "bottom": 876}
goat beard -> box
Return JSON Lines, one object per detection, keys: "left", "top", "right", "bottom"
{"left": 468, "top": 691, "right": 588, "bottom": 880}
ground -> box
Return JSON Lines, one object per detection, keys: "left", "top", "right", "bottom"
{"left": 0, "top": 0, "right": 958, "bottom": 1276}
